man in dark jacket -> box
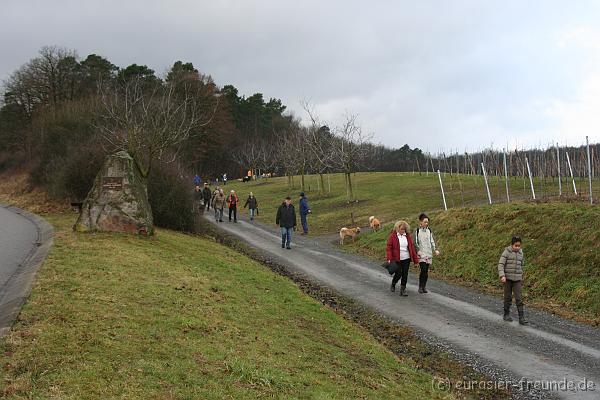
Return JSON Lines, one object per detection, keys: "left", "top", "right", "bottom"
{"left": 276, "top": 196, "right": 297, "bottom": 249}
{"left": 299, "top": 192, "right": 311, "bottom": 235}
{"left": 193, "top": 186, "right": 204, "bottom": 214}
{"left": 202, "top": 183, "right": 212, "bottom": 211}
{"left": 244, "top": 192, "right": 258, "bottom": 221}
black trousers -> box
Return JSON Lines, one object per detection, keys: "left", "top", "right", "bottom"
{"left": 392, "top": 259, "right": 411, "bottom": 287}
{"left": 204, "top": 198, "right": 210, "bottom": 210}
{"left": 229, "top": 206, "right": 237, "bottom": 221}
{"left": 419, "top": 262, "right": 430, "bottom": 288}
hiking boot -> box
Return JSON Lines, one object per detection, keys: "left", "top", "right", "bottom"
{"left": 518, "top": 306, "right": 528, "bottom": 325}
{"left": 422, "top": 287, "right": 428, "bottom": 293}
{"left": 390, "top": 283, "right": 396, "bottom": 292}
{"left": 418, "top": 287, "right": 424, "bottom": 294}
{"left": 400, "top": 286, "right": 408, "bottom": 296}
{"left": 503, "top": 306, "right": 513, "bottom": 322}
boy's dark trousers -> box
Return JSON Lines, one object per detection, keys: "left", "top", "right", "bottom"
{"left": 392, "top": 259, "right": 411, "bottom": 292}
{"left": 504, "top": 279, "right": 523, "bottom": 308}
{"left": 504, "top": 279, "right": 526, "bottom": 323}
{"left": 228, "top": 206, "right": 237, "bottom": 222}
{"left": 204, "top": 198, "right": 210, "bottom": 210}
{"left": 419, "top": 262, "right": 430, "bottom": 290}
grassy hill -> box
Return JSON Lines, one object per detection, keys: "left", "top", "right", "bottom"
{"left": 0, "top": 213, "right": 468, "bottom": 399}
{"left": 349, "top": 202, "right": 600, "bottom": 325}
{"left": 225, "top": 172, "right": 597, "bottom": 235}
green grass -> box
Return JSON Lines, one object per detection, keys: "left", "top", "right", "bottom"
{"left": 226, "top": 172, "right": 599, "bottom": 235}
{"left": 348, "top": 202, "right": 600, "bottom": 324}
{"left": 0, "top": 213, "right": 456, "bottom": 399}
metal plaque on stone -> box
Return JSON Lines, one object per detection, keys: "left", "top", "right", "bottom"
{"left": 102, "top": 177, "right": 123, "bottom": 191}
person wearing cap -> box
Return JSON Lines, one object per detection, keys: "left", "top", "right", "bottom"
{"left": 202, "top": 183, "right": 212, "bottom": 211}
{"left": 299, "top": 192, "right": 311, "bottom": 235}
{"left": 226, "top": 189, "right": 239, "bottom": 222}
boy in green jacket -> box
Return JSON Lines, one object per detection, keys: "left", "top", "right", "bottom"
{"left": 498, "top": 236, "right": 528, "bottom": 325}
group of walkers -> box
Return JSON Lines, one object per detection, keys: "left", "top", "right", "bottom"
{"left": 200, "top": 185, "right": 259, "bottom": 224}
{"left": 195, "top": 176, "right": 526, "bottom": 325}
{"left": 385, "top": 213, "right": 527, "bottom": 324}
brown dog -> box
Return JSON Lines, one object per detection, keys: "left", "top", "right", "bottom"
{"left": 339, "top": 227, "right": 361, "bottom": 244}
{"left": 369, "top": 216, "right": 380, "bottom": 231}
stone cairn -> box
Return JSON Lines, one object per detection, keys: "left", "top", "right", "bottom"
{"left": 74, "top": 151, "right": 154, "bottom": 235}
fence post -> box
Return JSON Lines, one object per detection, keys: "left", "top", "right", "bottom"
{"left": 503, "top": 150, "right": 510, "bottom": 202}
{"left": 566, "top": 152, "right": 577, "bottom": 195}
{"left": 481, "top": 163, "right": 493, "bottom": 205}
{"left": 556, "top": 143, "right": 562, "bottom": 196}
{"left": 437, "top": 170, "right": 448, "bottom": 211}
{"left": 586, "top": 136, "right": 593, "bottom": 204}
{"left": 525, "top": 157, "right": 536, "bottom": 200}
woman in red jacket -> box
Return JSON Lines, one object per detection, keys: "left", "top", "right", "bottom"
{"left": 386, "top": 220, "right": 418, "bottom": 296}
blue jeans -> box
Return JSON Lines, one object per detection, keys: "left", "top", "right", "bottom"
{"left": 249, "top": 208, "right": 255, "bottom": 220}
{"left": 214, "top": 207, "right": 223, "bottom": 221}
{"left": 280, "top": 227, "right": 293, "bottom": 248}
{"left": 301, "top": 213, "right": 309, "bottom": 233}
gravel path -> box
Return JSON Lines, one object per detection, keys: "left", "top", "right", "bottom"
{"left": 205, "top": 214, "right": 600, "bottom": 400}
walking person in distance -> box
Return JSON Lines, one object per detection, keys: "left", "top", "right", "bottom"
{"left": 244, "top": 192, "right": 259, "bottom": 222}
{"left": 276, "top": 196, "right": 297, "bottom": 249}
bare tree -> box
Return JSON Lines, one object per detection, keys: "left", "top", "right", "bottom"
{"left": 331, "top": 113, "right": 373, "bottom": 201}
{"left": 301, "top": 100, "right": 334, "bottom": 194}
{"left": 96, "top": 76, "right": 220, "bottom": 178}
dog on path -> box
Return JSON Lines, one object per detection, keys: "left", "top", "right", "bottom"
{"left": 339, "top": 227, "right": 361, "bottom": 244}
{"left": 369, "top": 216, "right": 381, "bottom": 232}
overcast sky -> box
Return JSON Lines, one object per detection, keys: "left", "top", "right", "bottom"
{"left": 2, "top": 0, "right": 600, "bottom": 152}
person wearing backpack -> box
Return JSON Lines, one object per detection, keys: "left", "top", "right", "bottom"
{"left": 413, "top": 213, "right": 440, "bottom": 294}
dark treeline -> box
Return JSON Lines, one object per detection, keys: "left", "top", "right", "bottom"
{"left": 0, "top": 46, "right": 427, "bottom": 207}
{"left": 5, "top": 47, "right": 594, "bottom": 229}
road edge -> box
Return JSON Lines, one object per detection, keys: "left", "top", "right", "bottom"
{"left": 0, "top": 204, "right": 54, "bottom": 338}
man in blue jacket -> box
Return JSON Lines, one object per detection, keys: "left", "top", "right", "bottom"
{"left": 299, "top": 192, "right": 311, "bottom": 235}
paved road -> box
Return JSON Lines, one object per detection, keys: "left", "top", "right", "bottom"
{"left": 206, "top": 214, "right": 600, "bottom": 400}
{"left": 0, "top": 206, "right": 38, "bottom": 288}
{"left": 0, "top": 204, "right": 53, "bottom": 337}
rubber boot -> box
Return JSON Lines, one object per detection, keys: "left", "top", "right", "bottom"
{"left": 503, "top": 305, "right": 513, "bottom": 322}
{"left": 517, "top": 306, "right": 528, "bottom": 325}
{"left": 400, "top": 285, "right": 408, "bottom": 297}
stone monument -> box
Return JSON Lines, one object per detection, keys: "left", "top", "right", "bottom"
{"left": 74, "top": 151, "right": 154, "bottom": 235}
